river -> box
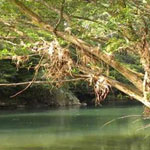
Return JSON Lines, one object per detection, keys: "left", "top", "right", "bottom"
{"left": 0, "top": 106, "right": 150, "bottom": 150}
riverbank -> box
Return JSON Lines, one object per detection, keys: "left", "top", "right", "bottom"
{"left": 0, "top": 85, "right": 141, "bottom": 110}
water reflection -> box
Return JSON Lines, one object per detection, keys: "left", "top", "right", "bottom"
{"left": 0, "top": 106, "right": 150, "bottom": 150}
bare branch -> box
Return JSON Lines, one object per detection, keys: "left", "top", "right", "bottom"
{"left": 0, "top": 78, "right": 84, "bottom": 87}
{"left": 71, "top": 15, "right": 101, "bottom": 24}
{"left": 37, "top": 0, "right": 70, "bottom": 23}
{"left": 10, "top": 54, "right": 44, "bottom": 98}
{"left": 54, "top": 0, "right": 66, "bottom": 33}
{"left": 101, "top": 115, "right": 141, "bottom": 129}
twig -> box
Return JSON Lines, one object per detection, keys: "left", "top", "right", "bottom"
{"left": 0, "top": 81, "right": 48, "bottom": 87}
{"left": 53, "top": 0, "right": 66, "bottom": 33}
{"left": 0, "top": 78, "right": 84, "bottom": 87}
{"left": 131, "top": 118, "right": 141, "bottom": 124}
{"left": 136, "top": 124, "right": 150, "bottom": 132}
{"left": 0, "top": 54, "right": 39, "bottom": 60}
{"left": 37, "top": 0, "right": 70, "bottom": 23}
{"left": 71, "top": 15, "right": 101, "bottom": 24}
{"left": 101, "top": 115, "right": 141, "bottom": 129}
{"left": 0, "top": 39, "right": 17, "bottom": 46}
{"left": 10, "top": 55, "right": 44, "bottom": 98}
{"left": 0, "top": 36, "right": 18, "bottom": 40}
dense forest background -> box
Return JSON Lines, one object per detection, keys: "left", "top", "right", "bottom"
{"left": 0, "top": 0, "right": 150, "bottom": 113}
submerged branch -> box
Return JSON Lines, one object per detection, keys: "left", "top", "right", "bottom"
{"left": 101, "top": 115, "right": 141, "bottom": 129}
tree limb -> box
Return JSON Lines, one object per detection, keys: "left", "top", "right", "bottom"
{"left": 37, "top": 0, "right": 70, "bottom": 23}
{"left": 0, "top": 78, "right": 84, "bottom": 87}
{"left": 54, "top": 0, "right": 66, "bottom": 33}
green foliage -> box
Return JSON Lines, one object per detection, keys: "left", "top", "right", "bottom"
{"left": 0, "top": 49, "right": 14, "bottom": 58}
{"left": 0, "top": 60, "right": 17, "bottom": 83}
{"left": 106, "top": 38, "right": 126, "bottom": 52}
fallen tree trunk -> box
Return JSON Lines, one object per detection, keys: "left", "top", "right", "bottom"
{"left": 78, "top": 66, "right": 149, "bottom": 107}
{"left": 105, "top": 76, "right": 150, "bottom": 108}
{"left": 103, "top": 76, "right": 146, "bottom": 106}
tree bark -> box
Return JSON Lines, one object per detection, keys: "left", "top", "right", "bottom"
{"left": 79, "top": 65, "right": 148, "bottom": 107}
{"left": 103, "top": 76, "right": 148, "bottom": 106}
{"left": 143, "top": 71, "right": 150, "bottom": 117}
{"left": 139, "top": 38, "right": 150, "bottom": 116}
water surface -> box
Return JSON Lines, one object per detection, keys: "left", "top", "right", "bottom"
{"left": 0, "top": 106, "right": 150, "bottom": 150}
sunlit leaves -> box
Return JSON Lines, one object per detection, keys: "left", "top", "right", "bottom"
{"left": 0, "top": 49, "right": 14, "bottom": 58}
{"left": 105, "top": 38, "right": 126, "bottom": 52}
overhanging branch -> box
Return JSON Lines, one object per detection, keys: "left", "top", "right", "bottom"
{"left": 0, "top": 78, "right": 84, "bottom": 87}
{"left": 9, "top": 0, "right": 143, "bottom": 91}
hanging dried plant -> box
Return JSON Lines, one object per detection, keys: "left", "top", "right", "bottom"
{"left": 31, "top": 39, "right": 74, "bottom": 86}
{"left": 94, "top": 76, "right": 111, "bottom": 106}
{"left": 86, "top": 74, "right": 111, "bottom": 106}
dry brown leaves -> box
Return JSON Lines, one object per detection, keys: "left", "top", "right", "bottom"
{"left": 32, "top": 39, "right": 74, "bottom": 86}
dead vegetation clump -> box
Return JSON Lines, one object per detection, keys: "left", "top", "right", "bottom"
{"left": 32, "top": 39, "right": 74, "bottom": 85}
{"left": 10, "top": 39, "right": 111, "bottom": 104}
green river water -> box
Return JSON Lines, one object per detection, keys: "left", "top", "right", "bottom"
{"left": 0, "top": 106, "right": 150, "bottom": 150}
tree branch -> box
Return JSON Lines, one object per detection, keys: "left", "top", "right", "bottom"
{"left": 37, "top": 0, "right": 70, "bottom": 23}
{"left": 0, "top": 78, "right": 84, "bottom": 87}
{"left": 54, "top": 0, "right": 66, "bottom": 33}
